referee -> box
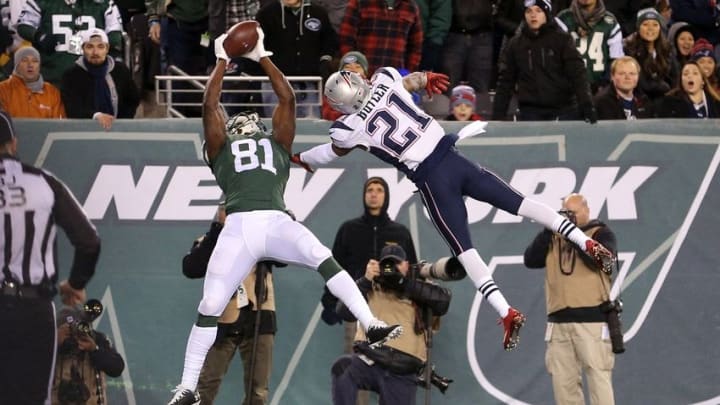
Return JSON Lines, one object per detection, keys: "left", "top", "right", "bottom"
{"left": 0, "top": 110, "right": 101, "bottom": 404}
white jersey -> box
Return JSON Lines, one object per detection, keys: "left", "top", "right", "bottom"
{"left": 329, "top": 67, "right": 446, "bottom": 172}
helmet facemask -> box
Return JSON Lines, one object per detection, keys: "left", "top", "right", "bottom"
{"left": 225, "top": 111, "right": 267, "bottom": 137}
{"left": 324, "top": 70, "right": 372, "bottom": 115}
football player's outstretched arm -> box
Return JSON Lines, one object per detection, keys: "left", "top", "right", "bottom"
{"left": 403, "top": 71, "right": 450, "bottom": 98}
{"left": 262, "top": 56, "right": 296, "bottom": 154}
{"left": 203, "top": 35, "right": 231, "bottom": 162}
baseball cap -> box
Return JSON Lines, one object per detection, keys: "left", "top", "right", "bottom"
{"left": 0, "top": 110, "right": 16, "bottom": 144}
{"left": 81, "top": 28, "right": 109, "bottom": 44}
{"left": 379, "top": 245, "right": 406, "bottom": 263}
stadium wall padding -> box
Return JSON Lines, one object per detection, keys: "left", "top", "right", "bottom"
{"left": 14, "top": 118, "right": 720, "bottom": 405}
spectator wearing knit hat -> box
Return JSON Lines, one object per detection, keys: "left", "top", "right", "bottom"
{"left": 690, "top": 38, "right": 720, "bottom": 94}
{"left": 493, "top": 0, "right": 597, "bottom": 122}
{"left": 622, "top": 8, "right": 676, "bottom": 101}
{"left": 445, "top": 85, "right": 482, "bottom": 121}
{"left": 321, "top": 51, "right": 369, "bottom": 121}
{"left": 656, "top": 60, "right": 720, "bottom": 118}
{"left": 667, "top": 22, "right": 695, "bottom": 67}
{"left": 0, "top": 46, "right": 65, "bottom": 118}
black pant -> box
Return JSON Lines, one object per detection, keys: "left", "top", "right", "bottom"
{"left": 0, "top": 296, "right": 55, "bottom": 404}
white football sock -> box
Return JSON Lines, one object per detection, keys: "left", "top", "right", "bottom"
{"left": 179, "top": 324, "right": 217, "bottom": 391}
{"left": 517, "top": 198, "right": 590, "bottom": 248}
{"left": 458, "top": 249, "right": 510, "bottom": 316}
{"left": 326, "top": 270, "right": 374, "bottom": 330}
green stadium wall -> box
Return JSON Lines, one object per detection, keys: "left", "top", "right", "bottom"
{"left": 14, "top": 118, "right": 720, "bottom": 405}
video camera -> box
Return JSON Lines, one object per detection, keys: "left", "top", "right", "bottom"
{"left": 62, "top": 299, "right": 103, "bottom": 339}
{"left": 416, "top": 366, "right": 454, "bottom": 394}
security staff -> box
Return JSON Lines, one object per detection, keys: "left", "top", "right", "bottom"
{"left": 0, "top": 110, "right": 101, "bottom": 404}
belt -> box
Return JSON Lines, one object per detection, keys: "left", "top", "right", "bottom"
{"left": 0, "top": 283, "right": 46, "bottom": 299}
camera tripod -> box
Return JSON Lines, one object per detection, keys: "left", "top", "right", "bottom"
{"left": 247, "top": 261, "right": 271, "bottom": 400}
{"left": 422, "top": 306, "right": 433, "bottom": 405}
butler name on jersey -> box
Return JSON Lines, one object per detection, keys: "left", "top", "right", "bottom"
{"left": 329, "top": 67, "right": 446, "bottom": 173}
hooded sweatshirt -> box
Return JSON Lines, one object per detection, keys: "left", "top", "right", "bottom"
{"left": 321, "top": 177, "right": 418, "bottom": 314}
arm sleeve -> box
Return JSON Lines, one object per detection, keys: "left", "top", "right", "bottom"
{"left": 495, "top": 0, "right": 520, "bottom": 36}
{"left": 523, "top": 230, "right": 553, "bottom": 269}
{"left": 338, "top": 0, "right": 359, "bottom": 56}
{"left": 61, "top": 70, "right": 94, "bottom": 118}
{"left": 182, "top": 222, "right": 222, "bottom": 279}
{"left": 46, "top": 174, "right": 101, "bottom": 290}
{"left": 405, "top": 8, "right": 424, "bottom": 72}
{"left": 89, "top": 333, "right": 125, "bottom": 377}
{"left": 492, "top": 39, "right": 518, "bottom": 119}
{"left": 425, "top": 0, "right": 451, "bottom": 45}
{"left": 401, "top": 228, "right": 418, "bottom": 265}
{"left": 145, "top": 0, "right": 163, "bottom": 18}
{"left": 563, "top": 35, "right": 593, "bottom": 107}
{"left": 403, "top": 278, "right": 451, "bottom": 316}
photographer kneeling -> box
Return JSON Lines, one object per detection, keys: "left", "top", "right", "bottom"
{"left": 52, "top": 301, "right": 125, "bottom": 405}
{"left": 331, "top": 245, "right": 454, "bottom": 405}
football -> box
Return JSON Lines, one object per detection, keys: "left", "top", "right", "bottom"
{"left": 223, "top": 21, "right": 259, "bottom": 58}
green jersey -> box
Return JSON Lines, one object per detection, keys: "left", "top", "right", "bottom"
{"left": 556, "top": 10, "right": 623, "bottom": 85}
{"left": 211, "top": 131, "right": 290, "bottom": 215}
{"left": 16, "top": 0, "right": 123, "bottom": 83}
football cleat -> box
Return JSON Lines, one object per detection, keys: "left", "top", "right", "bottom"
{"left": 167, "top": 385, "right": 200, "bottom": 405}
{"left": 366, "top": 319, "right": 403, "bottom": 348}
{"left": 585, "top": 239, "right": 616, "bottom": 275}
{"left": 500, "top": 307, "right": 526, "bottom": 351}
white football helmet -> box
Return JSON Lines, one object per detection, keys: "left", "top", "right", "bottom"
{"left": 324, "top": 70, "right": 372, "bottom": 115}
{"left": 225, "top": 111, "right": 267, "bottom": 136}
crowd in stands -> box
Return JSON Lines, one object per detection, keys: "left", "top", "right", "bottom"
{"left": 1, "top": 0, "right": 719, "bottom": 122}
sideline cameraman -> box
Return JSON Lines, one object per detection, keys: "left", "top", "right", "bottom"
{"left": 320, "top": 177, "right": 418, "bottom": 351}
{"left": 183, "top": 203, "right": 277, "bottom": 405}
{"left": 331, "top": 245, "right": 451, "bottom": 405}
{"left": 523, "top": 193, "right": 619, "bottom": 405}
{"left": 52, "top": 305, "right": 124, "bottom": 405}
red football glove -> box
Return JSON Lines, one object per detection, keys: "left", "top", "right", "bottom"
{"left": 290, "top": 153, "right": 314, "bottom": 173}
{"left": 425, "top": 72, "right": 450, "bottom": 98}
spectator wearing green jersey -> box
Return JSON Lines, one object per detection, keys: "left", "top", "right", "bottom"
{"left": 556, "top": 0, "right": 624, "bottom": 94}
{"left": 15, "top": 0, "right": 123, "bottom": 84}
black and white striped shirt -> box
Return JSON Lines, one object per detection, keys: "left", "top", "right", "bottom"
{"left": 1, "top": 154, "right": 100, "bottom": 290}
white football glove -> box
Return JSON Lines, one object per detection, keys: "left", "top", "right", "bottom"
{"left": 241, "top": 27, "right": 273, "bottom": 62}
{"left": 214, "top": 33, "right": 230, "bottom": 62}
